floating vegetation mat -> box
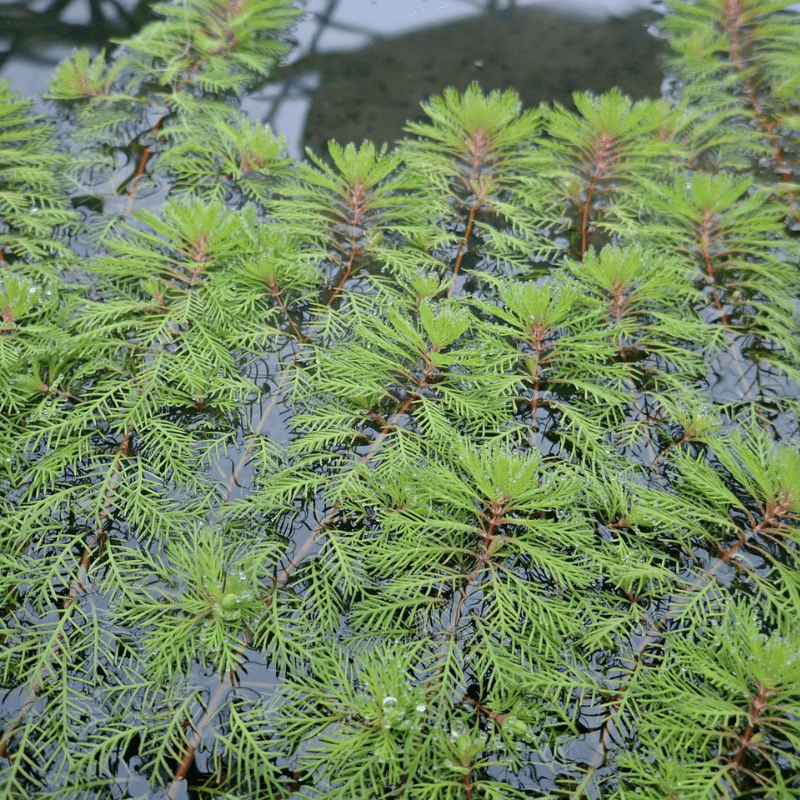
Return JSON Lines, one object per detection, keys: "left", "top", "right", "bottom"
{"left": 2, "top": 1, "right": 800, "bottom": 797}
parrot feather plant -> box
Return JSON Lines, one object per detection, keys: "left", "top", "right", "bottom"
{"left": 1, "top": 0, "right": 800, "bottom": 797}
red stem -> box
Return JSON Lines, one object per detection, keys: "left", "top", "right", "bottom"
{"left": 447, "top": 127, "right": 491, "bottom": 298}
{"left": 730, "top": 682, "right": 771, "bottom": 772}
{"left": 589, "top": 493, "right": 795, "bottom": 773}
{"left": 578, "top": 133, "right": 616, "bottom": 260}
{"left": 724, "top": 0, "right": 792, "bottom": 184}
{"left": 327, "top": 180, "right": 367, "bottom": 307}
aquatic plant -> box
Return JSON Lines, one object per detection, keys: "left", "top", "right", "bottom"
{"left": 2, "top": 0, "right": 800, "bottom": 797}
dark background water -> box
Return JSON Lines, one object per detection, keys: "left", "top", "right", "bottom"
{"left": 1, "top": 0, "right": 668, "bottom": 158}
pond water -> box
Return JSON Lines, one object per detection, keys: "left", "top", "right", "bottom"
{"left": 3, "top": 3, "right": 800, "bottom": 799}
{"left": 1, "top": 0, "right": 670, "bottom": 157}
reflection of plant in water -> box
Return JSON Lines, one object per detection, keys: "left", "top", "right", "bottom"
{"left": 1, "top": 1, "right": 800, "bottom": 798}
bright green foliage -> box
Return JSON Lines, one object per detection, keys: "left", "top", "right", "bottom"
{"left": 42, "top": 0, "right": 299, "bottom": 225}
{"left": 536, "top": 89, "right": 686, "bottom": 258}
{"left": 403, "top": 83, "right": 556, "bottom": 276}
{"left": 0, "top": 81, "right": 78, "bottom": 264}
{"left": 122, "top": 0, "right": 297, "bottom": 94}
{"left": 159, "top": 112, "right": 294, "bottom": 205}
{"left": 123, "top": 527, "right": 283, "bottom": 681}
{"left": 660, "top": 0, "right": 800, "bottom": 175}
{"left": 275, "top": 141, "right": 427, "bottom": 294}
{"left": 619, "top": 603, "right": 800, "bottom": 798}
{"left": 2, "top": 1, "right": 800, "bottom": 799}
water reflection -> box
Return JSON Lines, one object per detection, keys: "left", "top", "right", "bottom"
{"left": 275, "top": 2, "right": 664, "bottom": 157}
{"left": 1, "top": 0, "right": 666, "bottom": 158}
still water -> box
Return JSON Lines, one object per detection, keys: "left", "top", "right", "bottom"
{"left": 1, "top": 0, "right": 670, "bottom": 157}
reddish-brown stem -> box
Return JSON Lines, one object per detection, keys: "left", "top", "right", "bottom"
{"left": 166, "top": 671, "right": 238, "bottom": 800}
{"left": 653, "top": 430, "right": 693, "bottom": 467}
{"left": 723, "top": 0, "right": 800, "bottom": 224}
{"left": 327, "top": 180, "right": 367, "bottom": 307}
{"left": 718, "top": 495, "right": 792, "bottom": 562}
{"left": 220, "top": 178, "right": 373, "bottom": 488}
{"left": 696, "top": 209, "right": 755, "bottom": 399}
{"left": 267, "top": 352, "right": 439, "bottom": 593}
{"left": 124, "top": 114, "right": 167, "bottom": 211}
{"left": 431, "top": 501, "right": 506, "bottom": 695}
{"left": 462, "top": 696, "right": 509, "bottom": 728}
{"left": 447, "top": 127, "right": 492, "bottom": 298}
{"left": 121, "top": 18, "right": 220, "bottom": 211}
{"left": 579, "top": 179, "right": 598, "bottom": 261}
{"left": 525, "top": 321, "right": 549, "bottom": 433}
{"left": 698, "top": 211, "right": 729, "bottom": 327}
{"left": 724, "top": 0, "right": 792, "bottom": 184}
{"left": 568, "top": 766, "right": 599, "bottom": 800}
{"left": 730, "top": 682, "right": 771, "bottom": 771}
{"left": 448, "top": 203, "right": 479, "bottom": 298}
{"left": 39, "top": 382, "right": 85, "bottom": 404}
{"left": 598, "top": 281, "right": 665, "bottom": 472}
{"left": 268, "top": 280, "right": 307, "bottom": 342}
{"left": 578, "top": 133, "right": 617, "bottom": 260}
{"left": 588, "top": 494, "right": 795, "bottom": 773}
{"left": 222, "top": 177, "right": 378, "bottom": 488}
{"left": 467, "top": 501, "right": 505, "bottom": 583}
{"left": 462, "top": 767, "right": 474, "bottom": 800}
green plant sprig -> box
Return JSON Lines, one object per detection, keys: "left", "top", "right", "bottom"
{"left": 2, "top": 1, "right": 800, "bottom": 798}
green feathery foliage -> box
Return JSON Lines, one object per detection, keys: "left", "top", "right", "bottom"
{"left": 2, "top": 0, "right": 800, "bottom": 798}
{"left": 0, "top": 84, "right": 77, "bottom": 267}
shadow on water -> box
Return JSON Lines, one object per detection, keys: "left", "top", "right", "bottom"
{"left": 274, "top": 5, "right": 665, "bottom": 157}
{"left": 0, "top": 0, "right": 154, "bottom": 65}
{"left": 0, "top": 0, "right": 666, "bottom": 163}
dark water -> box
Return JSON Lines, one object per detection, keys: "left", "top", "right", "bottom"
{"left": 0, "top": 0, "right": 154, "bottom": 98}
{"left": 279, "top": 5, "right": 665, "bottom": 156}
{"left": 1, "top": 0, "right": 666, "bottom": 157}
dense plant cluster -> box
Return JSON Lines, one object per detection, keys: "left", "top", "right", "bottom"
{"left": 2, "top": 0, "right": 800, "bottom": 797}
